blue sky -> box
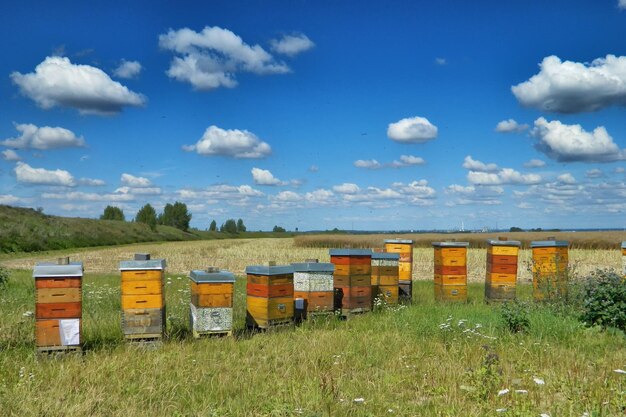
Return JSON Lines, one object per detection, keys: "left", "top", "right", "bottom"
{"left": 1, "top": 0, "right": 626, "bottom": 231}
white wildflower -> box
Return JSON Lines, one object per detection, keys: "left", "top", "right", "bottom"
{"left": 496, "top": 408, "right": 507, "bottom": 413}
{"left": 353, "top": 398, "right": 365, "bottom": 404}
{"left": 497, "top": 389, "right": 509, "bottom": 396}
{"left": 533, "top": 377, "right": 545, "bottom": 385}
{"left": 613, "top": 369, "right": 626, "bottom": 374}
{"left": 515, "top": 389, "right": 528, "bottom": 394}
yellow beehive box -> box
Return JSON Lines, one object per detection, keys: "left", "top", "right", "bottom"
{"left": 245, "top": 264, "right": 294, "bottom": 329}
{"left": 531, "top": 240, "right": 568, "bottom": 301}
{"left": 433, "top": 242, "right": 469, "bottom": 302}
{"left": 434, "top": 284, "right": 467, "bottom": 302}
{"left": 385, "top": 240, "right": 413, "bottom": 303}
{"left": 485, "top": 239, "right": 520, "bottom": 301}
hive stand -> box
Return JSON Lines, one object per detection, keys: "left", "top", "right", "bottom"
{"left": 291, "top": 260, "right": 335, "bottom": 318}
{"left": 384, "top": 239, "right": 413, "bottom": 303}
{"left": 33, "top": 257, "right": 83, "bottom": 356}
{"left": 370, "top": 252, "right": 399, "bottom": 308}
{"left": 246, "top": 263, "right": 295, "bottom": 330}
{"left": 531, "top": 240, "right": 569, "bottom": 301}
{"left": 329, "top": 249, "right": 372, "bottom": 318}
{"left": 432, "top": 242, "right": 469, "bottom": 302}
{"left": 485, "top": 238, "right": 521, "bottom": 302}
{"left": 189, "top": 267, "right": 235, "bottom": 338}
{"left": 119, "top": 253, "right": 166, "bottom": 343}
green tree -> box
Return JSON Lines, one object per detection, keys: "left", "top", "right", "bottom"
{"left": 100, "top": 205, "right": 125, "bottom": 221}
{"left": 509, "top": 226, "right": 523, "bottom": 232}
{"left": 209, "top": 220, "right": 217, "bottom": 232}
{"left": 236, "top": 218, "right": 246, "bottom": 233}
{"left": 273, "top": 225, "right": 286, "bottom": 233}
{"left": 220, "top": 219, "right": 237, "bottom": 234}
{"left": 135, "top": 203, "right": 157, "bottom": 231}
{"left": 158, "top": 201, "right": 191, "bottom": 231}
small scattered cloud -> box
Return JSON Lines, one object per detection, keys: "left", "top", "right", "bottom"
{"left": 121, "top": 173, "right": 152, "bottom": 187}
{"left": 115, "top": 186, "right": 162, "bottom": 195}
{"left": 512, "top": 55, "right": 626, "bottom": 113}
{"left": 524, "top": 159, "right": 546, "bottom": 168}
{"left": 304, "top": 189, "right": 334, "bottom": 204}
{"left": 270, "top": 34, "right": 315, "bottom": 56}
{"left": 467, "top": 168, "right": 542, "bottom": 185}
{"left": 614, "top": 167, "right": 625, "bottom": 174}
{"left": 531, "top": 117, "right": 625, "bottom": 162}
{"left": 462, "top": 156, "right": 498, "bottom": 172}
{"left": 387, "top": 116, "right": 438, "bottom": 143}
{"left": 619, "top": 0, "right": 626, "bottom": 11}
{"left": 275, "top": 190, "right": 302, "bottom": 202}
{"left": 114, "top": 60, "right": 142, "bottom": 79}
{"left": 0, "top": 194, "right": 24, "bottom": 205}
{"left": 251, "top": 167, "right": 285, "bottom": 185}
{"left": 354, "top": 159, "right": 382, "bottom": 169}
{"left": 159, "top": 26, "right": 291, "bottom": 90}
{"left": 308, "top": 165, "right": 319, "bottom": 172}
{"left": 557, "top": 173, "right": 576, "bottom": 184}
{"left": 445, "top": 184, "right": 504, "bottom": 205}
{"left": 79, "top": 178, "right": 105, "bottom": 186}
{"left": 435, "top": 57, "right": 446, "bottom": 65}
{"left": 42, "top": 191, "right": 134, "bottom": 202}
{"left": 356, "top": 155, "right": 426, "bottom": 170}
{"left": 1, "top": 123, "right": 85, "bottom": 150}
{"left": 586, "top": 169, "right": 604, "bottom": 178}
{"left": 183, "top": 125, "right": 271, "bottom": 159}
{"left": 1, "top": 149, "right": 20, "bottom": 161}
{"left": 495, "top": 119, "right": 529, "bottom": 133}
{"left": 11, "top": 56, "right": 146, "bottom": 115}
{"left": 14, "top": 162, "right": 75, "bottom": 186}
{"left": 333, "top": 183, "right": 360, "bottom": 194}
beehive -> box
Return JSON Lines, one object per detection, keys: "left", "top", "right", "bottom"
{"left": 622, "top": 242, "right": 626, "bottom": 279}
{"left": 291, "top": 261, "right": 334, "bottom": 317}
{"left": 384, "top": 239, "right": 413, "bottom": 302}
{"left": 370, "top": 252, "right": 399, "bottom": 306}
{"left": 531, "top": 240, "right": 569, "bottom": 300}
{"left": 432, "top": 242, "right": 469, "bottom": 302}
{"left": 189, "top": 267, "right": 235, "bottom": 337}
{"left": 330, "top": 249, "right": 372, "bottom": 317}
{"left": 485, "top": 238, "right": 521, "bottom": 301}
{"left": 246, "top": 263, "right": 294, "bottom": 329}
{"left": 119, "top": 253, "right": 166, "bottom": 341}
{"left": 33, "top": 258, "right": 83, "bottom": 354}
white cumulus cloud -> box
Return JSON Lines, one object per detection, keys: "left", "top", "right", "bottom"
{"left": 42, "top": 191, "right": 134, "bottom": 202}
{"left": 354, "top": 159, "right": 382, "bottom": 169}
{"left": 121, "top": 173, "right": 152, "bottom": 187}
{"left": 333, "top": 183, "right": 360, "bottom": 194}
{"left": 251, "top": 167, "right": 284, "bottom": 185}
{"left": 620, "top": 0, "right": 626, "bottom": 10}
{"left": 270, "top": 34, "right": 315, "bottom": 56}
{"left": 495, "top": 119, "right": 529, "bottom": 133}
{"left": 0, "top": 194, "right": 24, "bottom": 205}
{"left": 305, "top": 189, "right": 334, "bottom": 204}
{"left": 524, "top": 159, "right": 546, "bottom": 168}
{"left": 275, "top": 190, "right": 301, "bottom": 202}
{"left": 387, "top": 116, "right": 438, "bottom": 143}
{"left": 512, "top": 55, "right": 626, "bottom": 113}
{"left": 467, "top": 168, "right": 542, "bottom": 185}
{"left": 11, "top": 56, "right": 146, "bottom": 115}
{"left": 183, "top": 125, "right": 271, "bottom": 159}
{"left": 14, "top": 162, "right": 75, "bottom": 186}
{"left": 114, "top": 60, "right": 142, "bottom": 79}
{"left": 531, "top": 117, "right": 625, "bottom": 162}
{"left": 115, "top": 186, "right": 162, "bottom": 195}
{"left": 586, "top": 169, "right": 603, "bottom": 178}
{"left": 159, "top": 26, "right": 290, "bottom": 90}
{"left": 557, "top": 173, "right": 576, "bottom": 184}
{"left": 79, "top": 178, "right": 105, "bottom": 186}
{"left": 1, "top": 123, "right": 85, "bottom": 150}
{"left": 1, "top": 149, "right": 21, "bottom": 161}
{"left": 462, "top": 156, "right": 498, "bottom": 172}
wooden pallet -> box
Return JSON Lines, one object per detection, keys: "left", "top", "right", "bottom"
{"left": 37, "top": 345, "right": 82, "bottom": 356}
{"left": 192, "top": 329, "right": 232, "bottom": 339}
{"left": 341, "top": 308, "right": 370, "bottom": 319}
{"left": 124, "top": 333, "right": 164, "bottom": 347}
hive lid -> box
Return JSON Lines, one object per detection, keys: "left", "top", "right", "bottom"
{"left": 245, "top": 264, "right": 294, "bottom": 275}
{"left": 432, "top": 241, "right": 469, "bottom": 248}
{"left": 329, "top": 249, "right": 372, "bottom": 256}
{"left": 384, "top": 239, "right": 414, "bottom": 244}
{"left": 189, "top": 269, "right": 235, "bottom": 283}
{"left": 291, "top": 262, "right": 335, "bottom": 272}
{"left": 487, "top": 239, "right": 521, "bottom": 247}
{"left": 371, "top": 252, "right": 400, "bottom": 260}
{"left": 530, "top": 240, "right": 568, "bottom": 248}
{"left": 119, "top": 259, "right": 166, "bottom": 270}
{"left": 622, "top": 241, "right": 626, "bottom": 249}
{"left": 33, "top": 262, "right": 83, "bottom": 278}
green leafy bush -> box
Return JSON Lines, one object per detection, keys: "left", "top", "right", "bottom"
{"left": 500, "top": 300, "right": 531, "bottom": 333}
{"left": 581, "top": 269, "right": 626, "bottom": 332}
{"left": 0, "top": 266, "right": 8, "bottom": 285}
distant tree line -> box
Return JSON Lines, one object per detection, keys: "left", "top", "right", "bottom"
{"left": 100, "top": 201, "right": 192, "bottom": 232}
{"left": 208, "top": 218, "right": 247, "bottom": 233}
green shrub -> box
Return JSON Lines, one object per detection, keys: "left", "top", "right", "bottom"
{"left": 0, "top": 266, "right": 8, "bottom": 285}
{"left": 500, "top": 300, "right": 531, "bottom": 333}
{"left": 580, "top": 269, "right": 626, "bottom": 332}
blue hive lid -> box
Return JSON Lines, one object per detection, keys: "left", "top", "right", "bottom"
{"left": 189, "top": 269, "right": 235, "bottom": 283}
{"left": 384, "top": 239, "right": 413, "bottom": 244}
{"left": 487, "top": 239, "right": 521, "bottom": 247}
{"left": 119, "top": 259, "right": 166, "bottom": 270}
{"left": 530, "top": 240, "right": 568, "bottom": 248}
{"left": 432, "top": 241, "right": 469, "bottom": 248}
{"left": 371, "top": 252, "right": 400, "bottom": 260}
{"left": 245, "top": 264, "right": 294, "bottom": 275}
{"left": 291, "top": 262, "right": 335, "bottom": 273}
{"left": 329, "top": 249, "right": 372, "bottom": 256}
{"left": 33, "top": 262, "right": 83, "bottom": 278}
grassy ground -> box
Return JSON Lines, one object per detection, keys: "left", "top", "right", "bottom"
{"left": 0, "top": 267, "right": 624, "bottom": 416}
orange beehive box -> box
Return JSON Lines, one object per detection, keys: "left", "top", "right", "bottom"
{"left": 33, "top": 259, "right": 83, "bottom": 353}
{"left": 371, "top": 252, "right": 399, "bottom": 306}
{"left": 330, "top": 249, "right": 372, "bottom": 316}
{"left": 246, "top": 264, "right": 294, "bottom": 328}
{"left": 531, "top": 240, "right": 568, "bottom": 301}
{"left": 119, "top": 254, "right": 166, "bottom": 340}
{"left": 189, "top": 268, "right": 235, "bottom": 336}
{"left": 292, "top": 261, "right": 335, "bottom": 316}
{"left": 432, "top": 242, "right": 469, "bottom": 302}
{"left": 485, "top": 239, "right": 520, "bottom": 302}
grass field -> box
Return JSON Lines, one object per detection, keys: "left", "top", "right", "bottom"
{"left": 0, "top": 237, "right": 625, "bottom": 416}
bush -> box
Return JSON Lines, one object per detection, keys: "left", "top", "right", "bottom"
{"left": 580, "top": 269, "right": 626, "bottom": 332}
{"left": 0, "top": 266, "right": 8, "bottom": 285}
{"left": 500, "top": 300, "right": 531, "bottom": 333}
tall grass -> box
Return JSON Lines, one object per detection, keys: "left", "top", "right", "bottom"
{"left": 0, "top": 269, "right": 624, "bottom": 416}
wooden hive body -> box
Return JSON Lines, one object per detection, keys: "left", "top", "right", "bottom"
{"left": 119, "top": 256, "right": 166, "bottom": 340}
{"left": 622, "top": 242, "right": 626, "bottom": 279}
{"left": 330, "top": 249, "right": 372, "bottom": 316}
{"left": 485, "top": 239, "right": 520, "bottom": 302}
{"left": 33, "top": 262, "right": 83, "bottom": 353}
{"left": 384, "top": 239, "right": 413, "bottom": 302}
{"left": 246, "top": 265, "right": 294, "bottom": 329}
{"left": 189, "top": 269, "right": 235, "bottom": 336}
{"left": 371, "top": 252, "right": 399, "bottom": 306}
{"left": 530, "top": 241, "right": 569, "bottom": 301}
{"left": 432, "top": 242, "right": 469, "bottom": 302}
{"left": 292, "top": 262, "right": 335, "bottom": 316}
